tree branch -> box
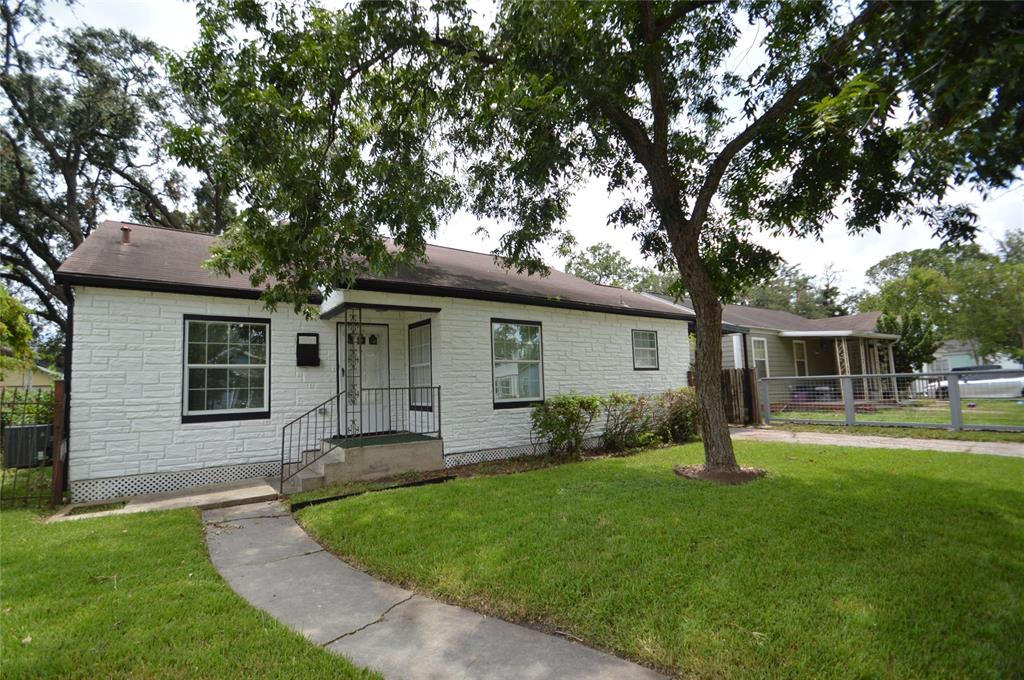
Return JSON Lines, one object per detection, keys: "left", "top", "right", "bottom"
{"left": 0, "top": 267, "right": 64, "bottom": 327}
{"left": 651, "top": 1, "right": 707, "bottom": 41}
{"left": 430, "top": 35, "right": 501, "bottom": 66}
{"left": 638, "top": 2, "right": 669, "bottom": 163}
{"left": 0, "top": 236, "right": 63, "bottom": 305}
{"left": 687, "top": 2, "right": 883, "bottom": 234}
{"left": 105, "top": 163, "right": 185, "bottom": 229}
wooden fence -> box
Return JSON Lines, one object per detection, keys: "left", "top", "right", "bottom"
{"left": 687, "top": 368, "right": 760, "bottom": 425}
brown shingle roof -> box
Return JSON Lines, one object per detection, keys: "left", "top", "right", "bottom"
{"left": 352, "top": 244, "right": 692, "bottom": 319}
{"left": 650, "top": 294, "right": 883, "bottom": 334}
{"left": 55, "top": 221, "right": 309, "bottom": 300}
{"left": 804, "top": 312, "right": 883, "bottom": 333}
{"left": 57, "top": 221, "right": 691, "bottom": 320}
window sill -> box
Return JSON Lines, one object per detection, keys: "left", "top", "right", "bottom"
{"left": 182, "top": 411, "right": 271, "bottom": 424}
{"left": 633, "top": 366, "right": 660, "bottom": 371}
{"left": 493, "top": 400, "right": 543, "bottom": 410}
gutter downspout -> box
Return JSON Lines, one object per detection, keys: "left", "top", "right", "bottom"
{"left": 61, "top": 283, "right": 74, "bottom": 498}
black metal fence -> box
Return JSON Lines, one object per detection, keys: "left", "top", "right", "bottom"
{"left": 759, "top": 370, "right": 1024, "bottom": 432}
{"left": 1, "top": 385, "right": 60, "bottom": 508}
{"left": 280, "top": 386, "right": 442, "bottom": 491}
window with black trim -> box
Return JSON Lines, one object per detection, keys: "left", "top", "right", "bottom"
{"left": 184, "top": 316, "right": 269, "bottom": 420}
{"left": 632, "top": 330, "right": 659, "bottom": 370}
{"left": 491, "top": 320, "right": 543, "bottom": 405}
{"left": 408, "top": 320, "right": 432, "bottom": 410}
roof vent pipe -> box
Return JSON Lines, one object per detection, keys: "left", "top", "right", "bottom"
{"left": 120, "top": 225, "right": 131, "bottom": 245}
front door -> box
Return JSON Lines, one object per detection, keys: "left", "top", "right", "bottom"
{"left": 338, "top": 324, "right": 390, "bottom": 435}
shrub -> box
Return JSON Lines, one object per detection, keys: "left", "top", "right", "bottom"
{"left": 655, "top": 387, "right": 700, "bottom": 443}
{"left": 530, "top": 394, "right": 603, "bottom": 458}
{"left": 0, "top": 387, "right": 55, "bottom": 427}
{"left": 602, "top": 392, "right": 659, "bottom": 452}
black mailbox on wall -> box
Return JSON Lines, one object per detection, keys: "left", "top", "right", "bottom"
{"left": 296, "top": 333, "right": 320, "bottom": 367}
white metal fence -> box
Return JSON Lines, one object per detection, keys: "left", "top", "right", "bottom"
{"left": 759, "top": 370, "right": 1024, "bottom": 432}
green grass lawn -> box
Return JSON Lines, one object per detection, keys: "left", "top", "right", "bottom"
{"left": 1, "top": 465, "right": 53, "bottom": 509}
{"left": 298, "top": 441, "right": 1024, "bottom": 679}
{"left": 1, "top": 509, "right": 378, "bottom": 679}
{"left": 772, "top": 397, "right": 1024, "bottom": 428}
{"left": 772, "top": 422, "right": 1024, "bottom": 443}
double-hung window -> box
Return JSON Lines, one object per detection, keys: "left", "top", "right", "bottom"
{"left": 632, "top": 330, "right": 659, "bottom": 370}
{"left": 793, "top": 340, "right": 809, "bottom": 377}
{"left": 184, "top": 316, "right": 270, "bottom": 422}
{"left": 751, "top": 337, "right": 770, "bottom": 379}
{"left": 491, "top": 320, "right": 543, "bottom": 406}
{"left": 408, "top": 320, "right": 432, "bottom": 411}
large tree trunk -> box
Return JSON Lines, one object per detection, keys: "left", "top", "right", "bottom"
{"left": 677, "top": 249, "right": 739, "bottom": 471}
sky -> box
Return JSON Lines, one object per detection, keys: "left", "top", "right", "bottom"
{"left": 48, "top": 0, "right": 1024, "bottom": 292}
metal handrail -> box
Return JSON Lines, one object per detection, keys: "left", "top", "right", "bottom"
{"left": 279, "top": 386, "right": 442, "bottom": 493}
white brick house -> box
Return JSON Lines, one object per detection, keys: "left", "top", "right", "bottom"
{"left": 57, "top": 221, "right": 692, "bottom": 501}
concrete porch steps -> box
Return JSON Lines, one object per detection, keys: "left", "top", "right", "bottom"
{"left": 280, "top": 436, "right": 445, "bottom": 496}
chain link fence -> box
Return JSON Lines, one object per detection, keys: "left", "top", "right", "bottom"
{"left": 759, "top": 370, "right": 1024, "bottom": 432}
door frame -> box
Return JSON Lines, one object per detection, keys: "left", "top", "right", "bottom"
{"left": 335, "top": 323, "right": 391, "bottom": 399}
{"left": 335, "top": 323, "right": 392, "bottom": 436}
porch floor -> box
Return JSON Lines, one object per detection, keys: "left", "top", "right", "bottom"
{"left": 327, "top": 432, "right": 439, "bottom": 448}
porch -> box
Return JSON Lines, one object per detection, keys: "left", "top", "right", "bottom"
{"left": 776, "top": 333, "right": 901, "bottom": 408}
{"left": 281, "top": 302, "right": 445, "bottom": 494}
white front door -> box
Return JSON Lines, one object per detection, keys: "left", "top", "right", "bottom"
{"left": 339, "top": 324, "right": 390, "bottom": 435}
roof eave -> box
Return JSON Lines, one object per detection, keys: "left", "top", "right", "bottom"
{"left": 352, "top": 278, "right": 695, "bottom": 321}
{"left": 778, "top": 330, "right": 898, "bottom": 340}
{"left": 55, "top": 271, "right": 324, "bottom": 305}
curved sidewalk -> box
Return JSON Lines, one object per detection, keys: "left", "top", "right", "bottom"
{"left": 203, "top": 501, "right": 664, "bottom": 680}
{"left": 731, "top": 427, "right": 1024, "bottom": 458}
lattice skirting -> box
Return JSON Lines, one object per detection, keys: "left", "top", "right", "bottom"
{"left": 444, "top": 435, "right": 602, "bottom": 468}
{"left": 70, "top": 460, "right": 281, "bottom": 503}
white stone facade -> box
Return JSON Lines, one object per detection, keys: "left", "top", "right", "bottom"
{"left": 69, "top": 286, "right": 689, "bottom": 500}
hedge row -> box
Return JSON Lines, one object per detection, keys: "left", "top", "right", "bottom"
{"left": 530, "top": 388, "right": 699, "bottom": 458}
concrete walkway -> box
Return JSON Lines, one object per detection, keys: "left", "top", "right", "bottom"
{"left": 49, "top": 478, "right": 278, "bottom": 522}
{"left": 203, "top": 501, "right": 664, "bottom": 680}
{"left": 731, "top": 427, "right": 1024, "bottom": 458}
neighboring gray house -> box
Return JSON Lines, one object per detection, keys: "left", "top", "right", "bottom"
{"left": 649, "top": 295, "right": 899, "bottom": 380}
{"left": 55, "top": 221, "right": 693, "bottom": 501}
{"left": 923, "top": 340, "right": 1024, "bottom": 373}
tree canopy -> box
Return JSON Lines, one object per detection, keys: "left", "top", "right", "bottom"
{"left": 170, "top": 0, "right": 1024, "bottom": 470}
{"left": 875, "top": 312, "right": 939, "bottom": 373}
{"left": 0, "top": 0, "right": 236, "bottom": 338}
{"left": 561, "top": 242, "right": 679, "bottom": 294}
{"left": 861, "top": 231, "right": 1024, "bottom": 363}
{"left": 0, "top": 284, "right": 33, "bottom": 378}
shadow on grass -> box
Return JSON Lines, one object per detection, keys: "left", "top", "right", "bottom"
{"left": 298, "top": 445, "right": 1024, "bottom": 679}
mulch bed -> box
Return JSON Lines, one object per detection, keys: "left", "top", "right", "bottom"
{"left": 673, "top": 464, "right": 767, "bottom": 485}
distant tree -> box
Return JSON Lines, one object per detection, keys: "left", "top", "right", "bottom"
{"left": 817, "top": 264, "right": 853, "bottom": 317}
{"left": 864, "top": 245, "right": 994, "bottom": 289}
{"left": 0, "top": 284, "right": 33, "bottom": 378}
{"left": 562, "top": 242, "right": 640, "bottom": 287}
{"left": 867, "top": 245, "right": 1024, "bottom": 363}
{"left": 876, "top": 312, "right": 939, "bottom": 372}
{"left": 946, "top": 259, "right": 1024, "bottom": 363}
{"left": 0, "top": 0, "right": 235, "bottom": 339}
{"left": 736, "top": 262, "right": 824, "bottom": 318}
{"left": 562, "top": 242, "right": 679, "bottom": 295}
{"left": 997, "top": 227, "right": 1024, "bottom": 265}
{"left": 632, "top": 266, "right": 679, "bottom": 296}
